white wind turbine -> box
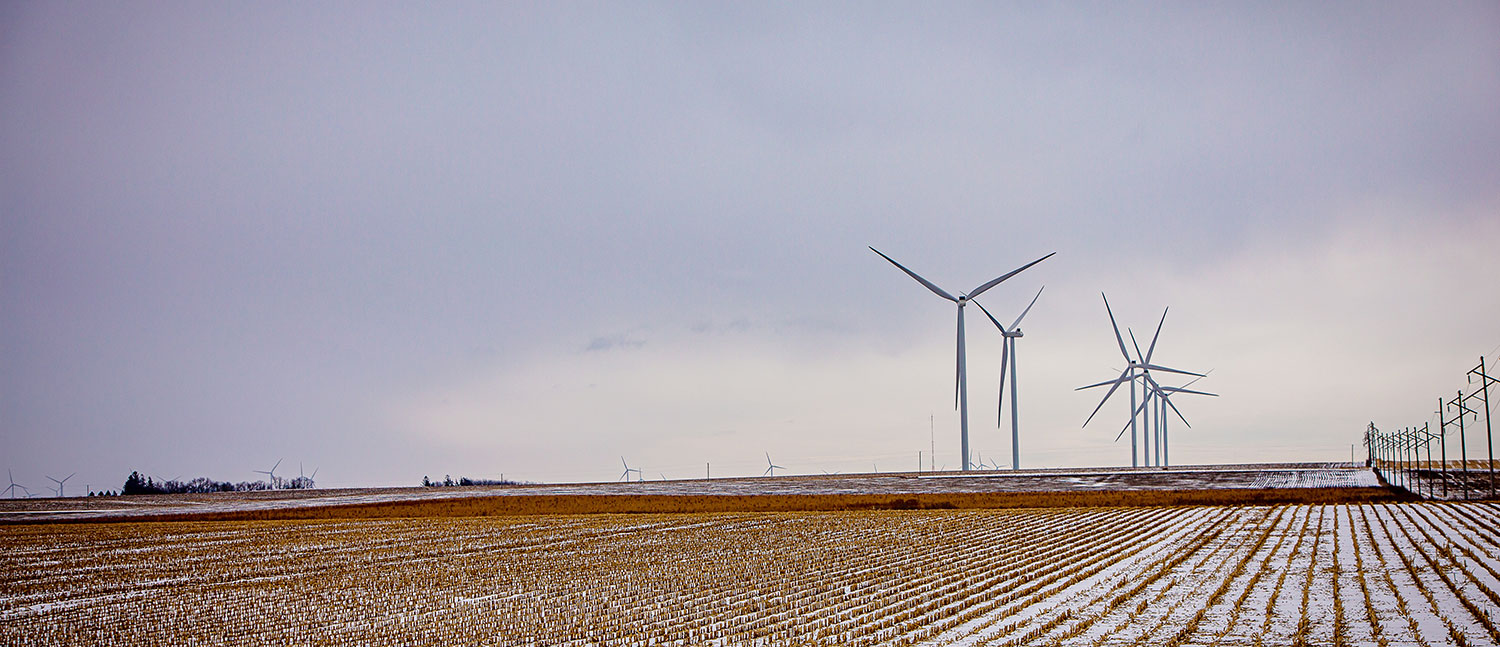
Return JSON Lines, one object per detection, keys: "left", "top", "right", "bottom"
{"left": 763, "top": 453, "right": 785, "bottom": 477}
{"left": 974, "top": 286, "right": 1044, "bottom": 470}
{"left": 1119, "top": 372, "right": 1216, "bottom": 467}
{"left": 870, "top": 247, "right": 1055, "bottom": 471}
{"left": 619, "top": 457, "right": 642, "bottom": 482}
{"left": 5, "top": 470, "right": 29, "bottom": 499}
{"left": 1153, "top": 377, "right": 1216, "bottom": 466}
{"left": 254, "top": 459, "right": 282, "bottom": 489}
{"left": 47, "top": 473, "right": 75, "bottom": 498}
{"left": 1078, "top": 295, "right": 1203, "bottom": 467}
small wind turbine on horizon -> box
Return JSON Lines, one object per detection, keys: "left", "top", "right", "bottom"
{"left": 255, "top": 459, "right": 283, "bottom": 489}
{"left": 619, "top": 457, "right": 642, "bottom": 482}
{"left": 4, "top": 470, "right": 29, "bottom": 499}
{"left": 296, "top": 463, "right": 319, "bottom": 489}
{"left": 763, "top": 453, "right": 784, "bottom": 477}
{"left": 870, "top": 247, "right": 1055, "bottom": 471}
{"left": 1078, "top": 294, "right": 1204, "bottom": 467}
{"left": 974, "top": 286, "right": 1044, "bottom": 470}
{"left": 46, "top": 472, "right": 75, "bottom": 498}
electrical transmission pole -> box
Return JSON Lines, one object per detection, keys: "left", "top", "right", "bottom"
{"left": 1449, "top": 392, "right": 1477, "bottom": 500}
{"left": 1468, "top": 356, "right": 1496, "bottom": 499}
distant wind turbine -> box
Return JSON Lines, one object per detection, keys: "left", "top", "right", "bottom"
{"left": 1120, "top": 373, "right": 1216, "bottom": 467}
{"left": 870, "top": 247, "right": 1055, "bottom": 471}
{"left": 763, "top": 453, "right": 784, "bottom": 477}
{"left": 4, "top": 470, "right": 28, "bottom": 499}
{"left": 254, "top": 459, "right": 283, "bottom": 489}
{"left": 46, "top": 472, "right": 75, "bottom": 498}
{"left": 974, "top": 286, "right": 1044, "bottom": 470}
{"left": 619, "top": 457, "right": 642, "bottom": 482}
{"left": 1078, "top": 295, "right": 1203, "bottom": 467}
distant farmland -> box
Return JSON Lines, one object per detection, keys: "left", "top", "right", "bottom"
{"left": 3, "top": 503, "right": 1498, "bottom": 646}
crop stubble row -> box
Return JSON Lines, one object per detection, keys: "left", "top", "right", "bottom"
{"left": 1, "top": 503, "right": 1497, "bottom": 646}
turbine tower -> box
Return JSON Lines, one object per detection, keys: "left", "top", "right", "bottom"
{"left": 1078, "top": 295, "right": 1202, "bottom": 467}
{"left": 974, "top": 286, "right": 1044, "bottom": 470}
{"left": 870, "top": 247, "right": 1055, "bottom": 471}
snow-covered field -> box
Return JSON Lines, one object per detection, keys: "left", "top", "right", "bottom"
{"left": 0, "top": 463, "right": 1380, "bottom": 522}
{"left": 2, "top": 503, "right": 1496, "bottom": 646}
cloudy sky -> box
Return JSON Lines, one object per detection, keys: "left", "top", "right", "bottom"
{"left": 3, "top": 2, "right": 1498, "bottom": 492}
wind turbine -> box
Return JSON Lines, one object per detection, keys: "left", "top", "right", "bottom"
{"left": 1152, "top": 376, "right": 1216, "bottom": 466}
{"left": 1119, "top": 330, "right": 1216, "bottom": 468}
{"left": 47, "top": 473, "right": 75, "bottom": 498}
{"left": 619, "top": 457, "right": 642, "bottom": 482}
{"left": 1113, "top": 373, "right": 1207, "bottom": 467}
{"left": 1078, "top": 295, "right": 1203, "bottom": 467}
{"left": 975, "top": 286, "right": 1044, "bottom": 470}
{"left": 255, "top": 459, "right": 283, "bottom": 489}
{"left": 870, "top": 247, "right": 1055, "bottom": 471}
{"left": 4, "top": 470, "right": 29, "bottom": 499}
{"left": 295, "top": 463, "right": 319, "bottom": 489}
{"left": 763, "top": 453, "right": 784, "bottom": 477}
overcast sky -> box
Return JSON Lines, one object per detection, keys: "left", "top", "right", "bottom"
{"left": 3, "top": 2, "right": 1498, "bottom": 493}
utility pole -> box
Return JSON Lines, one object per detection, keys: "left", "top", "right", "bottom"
{"left": 1419, "top": 422, "right": 1434, "bottom": 498}
{"left": 1468, "top": 356, "right": 1496, "bottom": 499}
{"left": 1438, "top": 399, "right": 1451, "bottom": 499}
{"left": 1450, "top": 391, "right": 1477, "bottom": 500}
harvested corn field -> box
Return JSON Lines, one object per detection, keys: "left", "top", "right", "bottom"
{"left": 3, "top": 503, "right": 1498, "bottom": 646}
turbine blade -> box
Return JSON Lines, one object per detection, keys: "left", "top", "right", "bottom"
{"left": 1145, "top": 308, "right": 1167, "bottom": 364}
{"left": 1164, "top": 395, "right": 1192, "bottom": 427}
{"left": 997, "top": 335, "right": 1010, "bottom": 423}
{"left": 1164, "top": 387, "right": 1218, "bottom": 397}
{"left": 1082, "top": 369, "right": 1132, "bottom": 427}
{"left": 869, "top": 247, "right": 957, "bottom": 302}
{"left": 1114, "top": 392, "right": 1153, "bottom": 442}
{"left": 1009, "top": 286, "right": 1044, "bottom": 330}
{"left": 1141, "top": 363, "right": 1206, "bottom": 378}
{"left": 973, "top": 299, "right": 1007, "bottom": 332}
{"left": 1102, "top": 293, "right": 1133, "bottom": 362}
{"left": 271, "top": 458, "right": 282, "bottom": 472}
{"left": 968, "top": 252, "right": 1056, "bottom": 299}
{"left": 1075, "top": 377, "right": 1122, "bottom": 391}
{"left": 1129, "top": 329, "right": 1144, "bottom": 363}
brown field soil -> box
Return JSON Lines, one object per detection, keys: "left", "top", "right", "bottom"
{"left": 7, "top": 486, "right": 1410, "bottom": 524}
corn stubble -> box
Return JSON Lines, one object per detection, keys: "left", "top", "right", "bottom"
{"left": 2, "top": 503, "right": 1497, "bottom": 646}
